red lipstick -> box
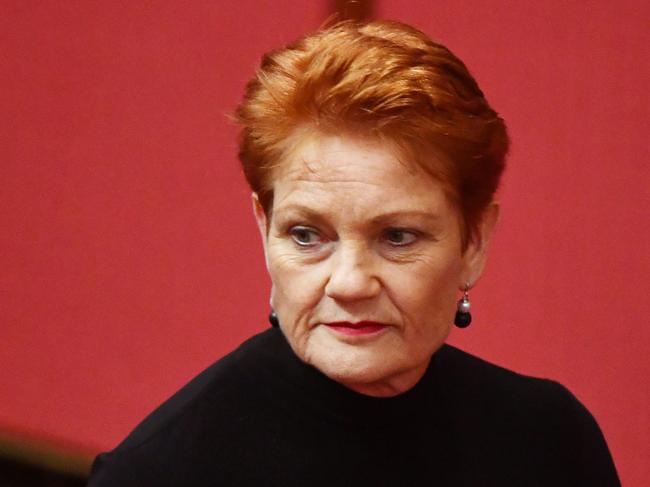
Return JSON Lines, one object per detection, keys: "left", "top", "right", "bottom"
{"left": 324, "top": 321, "right": 388, "bottom": 336}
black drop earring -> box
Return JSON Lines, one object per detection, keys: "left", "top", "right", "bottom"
{"left": 268, "top": 310, "right": 280, "bottom": 328}
{"left": 454, "top": 284, "right": 472, "bottom": 328}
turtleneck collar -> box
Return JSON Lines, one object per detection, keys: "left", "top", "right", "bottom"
{"left": 236, "top": 328, "right": 443, "bottom": 430}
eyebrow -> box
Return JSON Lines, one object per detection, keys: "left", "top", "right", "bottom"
{"left": 273, "top": 205, "right": 443, "bottom": 225}
{"left": 271, "top": 205, "right": 328, "bottom": 224}
{"left": 369, "top": 210, "right": 443, "bottom": 224}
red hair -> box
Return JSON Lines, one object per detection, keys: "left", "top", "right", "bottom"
{"left": 236, "top": 20, "right": 509, "bottom": 247}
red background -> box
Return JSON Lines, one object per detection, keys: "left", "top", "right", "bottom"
{"left": 1, "top": 1, "right": 648, "bottom": 485}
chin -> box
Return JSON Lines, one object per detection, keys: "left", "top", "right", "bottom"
{"left": 307, "top": 340, "right": 416, "bottom": 390}
{"left": 291, "top": 326, "right": 441, "bottom": 395}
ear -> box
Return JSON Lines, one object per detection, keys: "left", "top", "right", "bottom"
{"left": 252, "top": 193, "right": 270, "bottom": 268}
{"left": 461, "top": 202, "right": 499, "bottom": 289}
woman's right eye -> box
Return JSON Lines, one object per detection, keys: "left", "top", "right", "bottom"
{"left": 289, "top": 226, "right": 322, "bottom": 248}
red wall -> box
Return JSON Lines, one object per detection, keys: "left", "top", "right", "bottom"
{"left": 1, "top": 1, "right": 648, "bottom": 485}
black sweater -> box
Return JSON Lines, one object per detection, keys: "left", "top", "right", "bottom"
{"left": 87, "top": 328, "right": 619, "bottom": 486}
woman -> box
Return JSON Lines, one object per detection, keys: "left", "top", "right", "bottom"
{"left": 88, "top": 20, "right": 619, "bottom": 486}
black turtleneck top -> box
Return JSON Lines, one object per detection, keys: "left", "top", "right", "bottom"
{"left": 87, "top": 328, "right": 619, "bottom": 486}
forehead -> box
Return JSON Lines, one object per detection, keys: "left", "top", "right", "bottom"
{"left": 271, "top": 134, "right": 454, "bottom": 217}
{"left": 276, "top": 133, "right": 426, "bottom": 184}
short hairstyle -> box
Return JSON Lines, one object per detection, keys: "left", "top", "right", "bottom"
{"left": 236, "top": 20, "right": 509, "bottom": 247}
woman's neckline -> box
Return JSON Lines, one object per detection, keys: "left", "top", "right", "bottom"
{"left": 237, "top": 328, "right": 443, "bottom": 428}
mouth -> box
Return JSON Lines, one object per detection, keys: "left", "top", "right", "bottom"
{"left": 323, "top": 321, "right": 389, "bottom": 336}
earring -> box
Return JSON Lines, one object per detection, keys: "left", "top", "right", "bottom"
{"left": 268, "top": 310, "right": 279, "bottom": 328}
{"left": 454, "top": 284, "right": 472, "bottom": 328}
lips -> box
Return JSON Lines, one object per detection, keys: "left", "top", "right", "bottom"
{"left": 324, "top": 321, "right": 389, "bottom": 336}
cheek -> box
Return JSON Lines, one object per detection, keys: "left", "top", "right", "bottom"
{"left": 268, "top": 254, "right": 325, "bottom": 313}
{"left": 387, "top": 257, "right": 462, "bottom": 323}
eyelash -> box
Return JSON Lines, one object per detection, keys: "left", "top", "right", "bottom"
{"left": 288, "top": 226, "right": 323, "bottom": 248}
{"left": 287, "top": 226, "right": 420, "bottom": 250}
{"left": 381, "top": 228, "right": 420, "bottom": 247}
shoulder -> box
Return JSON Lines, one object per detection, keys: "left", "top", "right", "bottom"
{"left": 436, "top": 343, "right": 568, "bottom": 400}
{"left": 116, "top": 328, "right": 277, "bottom": 452}
{"left": 434, "top": 344, "right": 620, "bottom": 485}
{"left": 435, "top": 343, "right": 594, "bottom": 429}
{"left": 88, "top": 329, "right": 280, "bottom": 486}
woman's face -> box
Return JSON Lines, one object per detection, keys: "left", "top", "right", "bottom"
{"left": 254, "top": 134, "right": 495, "bottom": 397}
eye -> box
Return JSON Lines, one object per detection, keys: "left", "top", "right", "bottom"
{"left": 289, "top": 226, "right": 322, "bottom": 248}
{"left": 383, "top": 228, "right": 418, "bottom": 247}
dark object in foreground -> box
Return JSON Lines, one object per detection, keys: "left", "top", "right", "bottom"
{"left": 0, "top": 455, "right": 87, "bottom": 487}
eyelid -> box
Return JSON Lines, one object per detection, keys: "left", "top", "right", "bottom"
{"left": 382, "top": 228, "right": 420, "bottom": 246}
{"left": 288, "top": 225, "right": 324, "bottom": 247}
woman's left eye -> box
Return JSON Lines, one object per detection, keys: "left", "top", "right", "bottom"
{"left": 383, "top": 229, "right": 418, "bottom": 246}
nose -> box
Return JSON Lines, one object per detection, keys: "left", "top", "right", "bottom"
{"left": 324, "top": 241, "right": 381, "bottom": 302}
